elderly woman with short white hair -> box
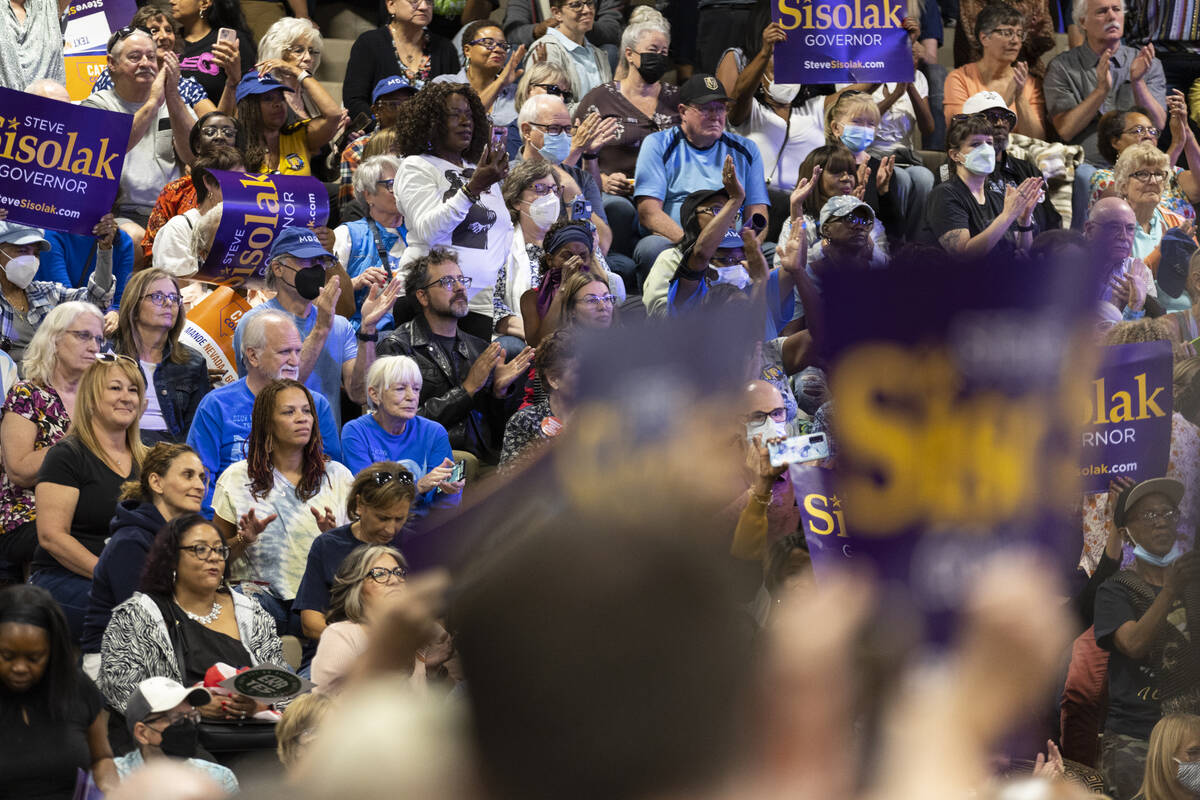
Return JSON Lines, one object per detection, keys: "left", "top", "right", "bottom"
{"left": 340, "top": 355, "right": 463, "bottom": 520}
{"left": 257, "top": 17, "right": 325, "bottom": 121}
{"left": 332, "top": 155, "right": 406, "bottom": 332}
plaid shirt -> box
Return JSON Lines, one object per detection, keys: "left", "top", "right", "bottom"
{"left": 1, "top": 275, "right": 114, "bottom": 341}
{"left": 338, "top": 134, "right": 370, "bottom": 210}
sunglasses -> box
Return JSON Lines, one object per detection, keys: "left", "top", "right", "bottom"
{"left": 369, "top": 470, "right": 415, "bottom": 486}
{"left": 532, "top": 83, "right": 574, "bottom": 103}
{"left": 107, "top": 25, "right": 151, "bottom": 53}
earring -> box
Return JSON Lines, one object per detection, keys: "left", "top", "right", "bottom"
{"left": 172, "top": 569, "right": 177, "bottom": 584}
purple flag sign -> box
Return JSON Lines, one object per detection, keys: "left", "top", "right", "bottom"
{"left": 820, "top": 254, "right": 1097, "bottom": 641}
{"left": 790, "top": 464, "right": 856, "bottom": 571}
{"left": 772, "top": 0, "right": 915, "bottom": 83}
{"left": 199, "top": 170, "right": 329, "bottom": 287}
{"left": 1079, "top": 340, "right": 1172, "bottom": 492}
{"left": 0, "top": 87, "right": 131, "bottom": 235}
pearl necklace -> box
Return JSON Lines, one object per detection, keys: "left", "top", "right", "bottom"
{"left": 181, "top": 600, "right": 222, "bottom": 624}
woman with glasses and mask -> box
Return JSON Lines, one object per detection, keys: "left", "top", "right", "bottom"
{"left": 0, "top": 303, "right": 101, "bottom": 583}
{"left": 433, "top": 21, "right": 524, "bottom": 147}
{"left": 109, "top": 269, "right": 211, "bottom": 445}
{"left": 311, "top": 544, "right": 420, "bottom": 694}
{"left": 496, "top": 162, "right": 561, "bottom": 342}
{"left": 342, "top": 0, "right": 460, "bottom": 121}
{"left": 211, "top": 379, "right": 354, "bottom": 636}
{"left": 99, "top": 513, "right": 286, "bottom": 725}
{"left": 332, "top": 155, "right": 406, "bottom": 332}
{"left": 944, "top": 3, "right": 1047, "bottom": 139}
{"left": 30, "top": 357, "right": 146, "bottom": 644}
{"left": 528, "top": 0, "right": 612, "bottom": 110}
{"left": 1092, "top": 100, "right": 1200, "bottom": 222}
{"left": 294, "top": 462, "right": 417, "bottom": 641}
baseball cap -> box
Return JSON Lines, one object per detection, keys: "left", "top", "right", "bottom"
{"left": 962, "top": 91, "right": 1018, "bottom": 127}
{"left": 679, "top": 74, "right": 730, "bottom": 107}
{"left": 267, "top": 227, "right": 335, "bottom": 263}
{"left": 1156, "top": 227, "right": 1197, "bottom": 298}
{"left": 236, "top": 71, "right": 296, "bottom": 104}
{"left": 818, "top": 195, "right": 875, "bottom": 229}
{"left": 124, "top": 676, "right": 212, "bottom": 734}
{"left": 1113, "top": 477, "right": 1185, "bottom": 527}
{"left": 0, "top": 221, "right": 50, "bottom": 252}
{"left": 372, "top": 75, "right": 414, "bottom": 104}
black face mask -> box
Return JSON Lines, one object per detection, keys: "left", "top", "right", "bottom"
{"left": 292, "top": 264, "right": 327, "bottom": 301}
{"left": 159, "top": 718, "right": 200, "bottom": 758}
{"left": 634, "top": 52, "right": 669, "bottom": 84}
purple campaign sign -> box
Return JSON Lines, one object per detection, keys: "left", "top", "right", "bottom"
{"left": 772, "top": 0, "right": 915, "bottom": 83}
{"left": 790, "top": 464, "right": 856, "bottom": 571}
{"left": 199, "top": 170, "right": 329, "bottom": 287}
{"left": 0, "top": 87, "right": 131, "bottom": 235}
{"left": 1079, "top": 340, "right": 1172, "bottom": 492}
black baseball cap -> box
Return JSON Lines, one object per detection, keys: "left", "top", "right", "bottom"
{"left": 679, "top": 74, "right": 731, "bottom": 107}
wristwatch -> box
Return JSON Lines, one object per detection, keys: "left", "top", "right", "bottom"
{"left": 356, "top": 330, "right": 378, "bottom": 342}
{"left": 296, "top": 70, "right": 312, "bottom": 82}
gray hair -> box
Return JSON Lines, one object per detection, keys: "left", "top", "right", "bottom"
{"left": 257, "top": 17, "right": 324, "bottom": 73}
{"left": 1112, "top": 141, "right": 1168, "bottom": 196}
{"left": 353, "top": 154, "right": 403, "bottom": 201}
{"left": 619, "top": 15, "right": 670, "bottom": 56}
{"left": 365, "top": 355, "right": 423, "bottom": 410}
{"left": 1073, "top": 0, "right": 1125, "bottom": 25}
{"left": 502, "top": 160, "right": 557, "bottom": 223}
{"left": 241, "top": 309, "right": 298, "bottom": 359}
{"left": 327, "top": 544, "right": 408, "bottom": 624}
{"left": 22, "top": 301, "right": 104, "bottom": 386}
{"left": 518, "top": 93, "right": 566, "bottom": 130}
{"left": 515, "top": 62, "right": 570, "bottom": 111}
{"left": 110, "top": 29, "right": 155, "bottom": 60}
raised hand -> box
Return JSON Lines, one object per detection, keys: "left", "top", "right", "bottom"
{"left": 236, "top": 509, "right": 278, "bottom": 544}
{"left": 92, "top": 213, "right": 118, "bottom": 250}
{"left": 760, "top": 21, "right": 787, "bottom": 55}
{"left": 498, "top": 43, "right": 526, "bottom": 87}
{"left": 741, "top": 226, "right": 768, "bottom": 284}
{"left": 1107, "top": 272, "right": 1133, "bottom": 309}
{"left": 1032, "top": 740, "right": 1065, "bottom": 781}
{"left": 310, "top": 505, "right": 337, "bottom": 532}
{"left": 901, "top": 15, "right": 920, "bottom": 39}
{"left": 360, "top": 277, "right": 402, "bottom": 333}
{"left": 493, "top": 345, "right": 536, "bottom": 395}
{"left": 161, "top": 51, "right": 181, "bottom": 97}
{"left": 1096, "top": 47, "right": 1115, "bottom": 95}
{"left": 790, "top": 165, "right": 820, "bottom": 217}
{"left": 313, "top": 278, "right": 341, "bottom": 328}
{"left": 352, "top": 266, "right": 389, "bottom": 292}
{"left": 722, "top": 154, "right": 745, "bottom": 204}
{"left": 213, "top": 38, "right": 240, "bottom": 82}
{"left": 464, "top": 342, "right": 503, "bottom": 395}
{"left": 1011, "top": 60, "right": 1029, "bottom": 100}
{"left": 875, "top": 155, "right": 895, "bottom": 195}
{"left": 1130, "top": 42, "right": 1155, "bottom": 83}
{"left": 467, "top": 142, "right": 509, "bottom": 194}
{"left": 854, "top": 162, "right": 871, "bottom": 199}
{"left": 776, "top": 216, "right": 808, "bottom": 277}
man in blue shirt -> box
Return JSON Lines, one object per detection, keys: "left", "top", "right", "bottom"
{"left": 232, "top": 227, "right": 399, "bottom": 429}
{"left": 633, "top": 74, "right": 769, "bottom": 284}
{"left": 188, "top": 309, "right": 343, "bottom": 515}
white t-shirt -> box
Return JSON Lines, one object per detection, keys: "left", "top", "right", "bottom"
{"left": 152, "top": 208, "right": 201, "bottom": 277}
{"left": 81, "top": 89, "right": 189, "bottom": 211}
{"left": 140, "top": 360, "right": 168, "bottom": 431}
{"left": 836, "top": 75, "right": 929, "bottom": 154}
{"left": 394, "top": 154, "right": 514, "bottom": 318}
{"left": 732, "top": 96, "right": 827, "bottom": 191}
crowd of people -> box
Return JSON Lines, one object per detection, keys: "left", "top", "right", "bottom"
{"left": 0, "top": 0, "right": 1199, "bottom": 797}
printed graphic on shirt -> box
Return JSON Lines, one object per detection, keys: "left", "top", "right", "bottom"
{"left": 441, "top": 168, "right": 495, "bottom": 250}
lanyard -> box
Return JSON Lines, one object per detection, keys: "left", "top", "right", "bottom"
{"left": 366, "top": 218, "right": 393, "bottom": 279}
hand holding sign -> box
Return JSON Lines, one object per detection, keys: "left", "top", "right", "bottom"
{"left": 760, "top": 21, "right": 788, "bottom": 56}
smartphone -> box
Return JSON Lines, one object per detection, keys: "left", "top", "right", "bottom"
{"left": 217, "top": 27, "right": 237, "bottom": 44}
{"left": 449, "top": 460, "right": 465, "bottom": 482}
{"left": 490, "top": 125, "right": 507, "bottom": 149}
{"left": 571, "top": 196, "right": 590, "bottom": 220}
{"left": 767, "top": 432, "right": 830, "bottom": 467}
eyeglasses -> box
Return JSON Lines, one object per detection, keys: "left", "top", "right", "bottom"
{"left": 984, "top": 27, "right": 1026, "bottom": 40}
{"left": 529, "top": 181, "right": 561, "bottom": 196}
{"left": 179, "top": 543, "right": 231, "bottom": 561}
{"left": 365, "top": 566, "right": 409, "bottom": 583}
{"left": 686, "top": 103, "right": 729, "bottom": 118}
{"left": 1133, "top": 508, "right": 1179, "bottom": 523}
{"left": 420, "top": 274, "right": 472, "bottom": 291}
{"left": 979, "top": 109, "right": 1017, "bottom": 128}
{"left": 746, "top": 408, "right": 787, "bottom": 425}
{"left": 1123, "top": 125, "right": 1160, "bottom": 137}
{"left": 107, "top": 24, "right": 150, "bottom": 52}
{"left": 833, "top": 212, "right": 874, "bottom": 227}
{"left": 1131, "top": 170, "right": 1169, "bottom": 183}
{"left": 560, "top": 0, "right": 595, "bottom": 9}
{"left": 146, "top": 709, "right": 202, "bottom": 727}
{"left": 200, "top": 125, "right": 237, "bottom": 139}
{"left": 376, "top": 178, "right": 395, "bottom": 191}
{"left": 63, "top": 329, "right": 106, "bottom": 347}
{"left": 400, "top": 0, "right": 432, "bottom": 7}
{"left": 368, "top": 470, "right": 415, "bottom": 486}
{"left": 467, "top": 37, "right": 511, "bottom": 52}
{"left": 529, "top": 121, "right": 576, "bottom": 136}
{"left": 285, "top": 43, "right": 321, "bottom": 58}
{"left": 375, "top": 98, "right": 409, "bottom": 110}
{"left": 578, "top": 292, "right": 616, "bottom": 308}
{"left": 144, "top": 290, "right": 183, "bottom": 307}
{"left": 710, "top": 253, "right": 745, "bottom": 267}
{"left": 532, "top": 83, "right": 573, "bottom": 103}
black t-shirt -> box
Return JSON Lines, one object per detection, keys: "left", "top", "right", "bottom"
{"left": 0, "top": 674, "right": 104, "bottom": 800}
{"left": 922, "top": 175, "right": 1018, "bottom": 257}
{"left": 430, "top": 332, "right": 460, "bottom": 377}
{"left": 31, "top": 438, "right": 138, "bottom": 571}
{"left": 1094, "top": 574, "right": 1181, "bottom": 739}
{"left": 179, "top": 28, "right": 258, "bottom": 104}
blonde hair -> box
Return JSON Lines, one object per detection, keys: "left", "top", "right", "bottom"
{"left": 1113, "top": 141, "right": 1169, "bottom": 196}
{"left": 70, "top": 359, "right": 147, "bottom": 472}
{"left": 1103, "top": 317, "right": 1170, "bottom": 345}
{"left": 516, "top": 62, "right": 570, "bottom": 112}
{"left": 21, "top": 301, "right": 104, "bottom": 386}
{"left": 824, "top": 92, "right": 882, "bottom": 143}
{"left": 363, "top": 127, "right": 400, "bottom": 159}
{"left": 1140, "top": 714, "right": 1200, "bottom": 800}
{"left": 276, "top": 692, "right": 333, "bottom": 769}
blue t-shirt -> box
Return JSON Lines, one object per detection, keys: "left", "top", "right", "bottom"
{"left": 292, "top": 523, "right": 371, "bottom": 616}
{"left": 634, "top": 128, "right": 769, "bottom": 225}
{"left": 186, "top": 377, "right": 343, "bottom": 515}
{"left": 233, "top": 300, "right": 358, "bottom": 429}
{"left": 341, "top": 413, "right": 459, "bottom": 516}
{"left": 40, "top": 230, "right": 134, "bottom": 312}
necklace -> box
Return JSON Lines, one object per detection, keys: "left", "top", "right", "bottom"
{"left": 180, "top": 599, "right": 222, "bottom": 624}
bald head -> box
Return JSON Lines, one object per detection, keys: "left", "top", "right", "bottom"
{"left": 1085, "top": 197, "right": 1137, "bottom": 266}
{"left": 25, "top": 79, "right": 70, "bottom": 103}
{"left": 744, "top": 380, "right": 784, "bottom": 418}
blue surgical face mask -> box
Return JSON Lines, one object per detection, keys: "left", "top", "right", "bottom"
{"left": 839, "top": 124, "right": 875, "bottom": 153}
{"left": 963, "top": 143, "right": 997, "bottom": 175}
{"left": 1132, "top": 539, "right": 1185, "bottom": 567}
{"left": 537, "top": 131, "right": 572, "bottom": 164}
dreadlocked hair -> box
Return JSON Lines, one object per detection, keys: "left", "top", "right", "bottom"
{"left": 247, "top": 379, "right": 327, "bottom": 502}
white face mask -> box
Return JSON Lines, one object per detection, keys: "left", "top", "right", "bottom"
{"left": 712, "top": 264, "right": 751, "bottom": 289}
{"left": 524, "top": 193, "right": 561, "bottom": 229}
{"left": 1177, "top": 758, "right": 1200, "bottom": 793}
{"left": 765, "top": 82, "right": 801, "bottom": 105}
{"left": 746, "top": 417, "right": 785, "bottom": 443}
{"left": 2, "top": 253, "right": 39, "bottom": 289}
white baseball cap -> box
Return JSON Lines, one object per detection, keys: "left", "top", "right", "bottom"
{"left": 124, "top": 676, "right": 212, "bottom": 733}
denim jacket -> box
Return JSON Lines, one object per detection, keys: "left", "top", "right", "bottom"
{"left": 121, "top": 346, "right": 211, "bottom": 443}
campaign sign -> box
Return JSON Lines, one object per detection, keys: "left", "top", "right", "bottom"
{"left": 820, "top": 254, "right": 1098, "bottom": 640}
{"left": 772, "top": 0, "right": 915, "bottom": 83}
{"left": 219, "top": 664, "right": 313, "bottom": 703}
{"left": 199, "top": 170, "right": 329, "bottom": 288}
{"left": 0, "top": 87, "right": 131, "bottom": 235}
{"left": 1079, "top": 340, "right": 1172, "bottom": 492}
{"left": 62, "top": 0, "right": 138, "bottom": 99}
{"left": 790, "top": 464, "right": 855, "bottom": 571}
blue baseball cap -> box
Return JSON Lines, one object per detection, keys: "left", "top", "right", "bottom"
{"left": 267, "top": 227, "right": 335, "bottom": 262}
{"left": 235, "top": 71, "right": 296, "bottom": 104}
{"left": 372, "top": 75, "right": 414, "bottom": 104}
